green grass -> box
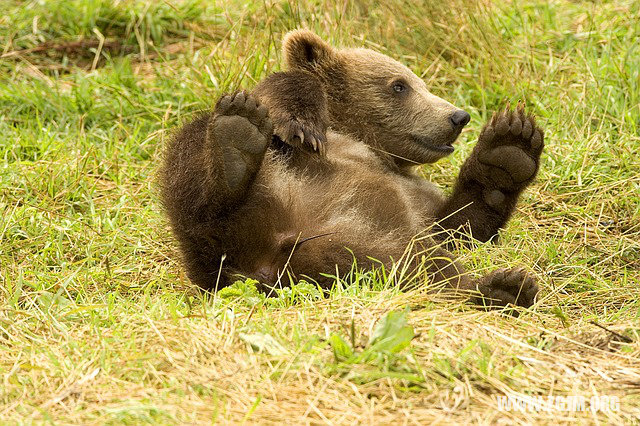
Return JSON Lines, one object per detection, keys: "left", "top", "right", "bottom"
{"left": 1, "top": 0, "right": 639, "bottom": 423}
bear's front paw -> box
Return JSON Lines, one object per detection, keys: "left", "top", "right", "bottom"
{"left": 472, "top": 267, "right": 539, "bottom": 312}
{"left": 272, "top": 115, "right": 327, "bottom": 156}
{"left": 471, "top": 104, "right": 544, "bottom": 195}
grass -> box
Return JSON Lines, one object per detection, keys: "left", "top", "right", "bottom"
{"left": 1, "top": 0, "right": 639, "bottom": 423}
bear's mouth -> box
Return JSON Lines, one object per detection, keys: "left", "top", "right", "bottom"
{"left": 410, "top": 134, "right": 456, "bottom": 154}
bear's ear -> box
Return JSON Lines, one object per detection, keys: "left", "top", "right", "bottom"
{"left": 283, "top": 30, "right": 336, "bottom": 71}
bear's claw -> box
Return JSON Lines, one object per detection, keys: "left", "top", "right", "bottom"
{"left": 275, "top": 116, "right": 327, "bottom": 156}
{"left": 210, "top": 91, "right": 273, "bottom": 190}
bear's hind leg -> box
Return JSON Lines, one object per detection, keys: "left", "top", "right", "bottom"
{"left": 161, "top": 91, "right": 273, "bottom": 291}
{"left": 208, "top": 91, "right": 273, "bottom": 204}
{"left": 425, "top": 246, "right": 538, "bottom": 311}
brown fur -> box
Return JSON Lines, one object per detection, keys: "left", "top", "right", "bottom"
{"left": 159, "top": 31, "right": 544, "bottom": 309}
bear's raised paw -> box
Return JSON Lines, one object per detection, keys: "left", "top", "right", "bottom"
{"left": 210, "top": 91, "right": 273, "bottom": 191}
{"left": 471, "top": 104, "right": 544, "bottom": 198}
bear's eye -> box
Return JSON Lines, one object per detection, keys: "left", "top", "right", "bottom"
{"left": 392, "top": 81, "right": 407, "bottom": 93}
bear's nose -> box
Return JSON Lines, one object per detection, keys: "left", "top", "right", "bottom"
{"left": 450, "top": 110, "right": 471, "bottom": 128}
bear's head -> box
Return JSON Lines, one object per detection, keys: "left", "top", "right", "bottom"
{"left": 282, "top": 30, "right": 470, "bottom": 168}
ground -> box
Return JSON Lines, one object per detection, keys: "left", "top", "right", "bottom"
{"left": 1, "top": 0, "right": 639, "bottom": 424}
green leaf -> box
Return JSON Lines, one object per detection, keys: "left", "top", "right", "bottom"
{"left": 218, "top": 279, "right": 265, "bottom": 306}
{"left": 329, "top": 332, "right": 354, "bottom": 362}
{"left": 551, "top": 306, "right": 570, "bottom": 327}
{"left": 238, "top": 333, "right": 289, "bottom": 356}
{"left": 367, "top": 308, "right": 415, "bottom": 354}
{"left": 37, "top": 291, "right": 73, "bottom": 311}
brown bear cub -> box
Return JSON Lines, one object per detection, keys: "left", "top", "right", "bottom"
{"left": 160, "top": 30, "right": 544, "bottom": 308}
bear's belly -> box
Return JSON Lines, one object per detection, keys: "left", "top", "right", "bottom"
{"left": 236, "top": 143, "right": 442, "bottom": 286}
{"left": 226, "top": 129, "right": 449, "bottom": 287}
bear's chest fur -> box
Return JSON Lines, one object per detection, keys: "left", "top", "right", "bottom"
{"left": 254, "top": 131, "right": 444, "bottom": 246}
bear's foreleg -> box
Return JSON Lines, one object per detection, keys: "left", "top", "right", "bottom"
{"left": 435, "top": 105, "right": 544, "bottom": 244}
{"left": 252, "top": 70, "right": 330, "bottom": 156}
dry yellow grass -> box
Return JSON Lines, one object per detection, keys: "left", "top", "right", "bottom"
{"left": 2, "top": 290, "right": 639, "bottom": 423}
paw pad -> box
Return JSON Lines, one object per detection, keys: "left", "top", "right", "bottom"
{"left": 210, "top": 92, "right": 273, "bottom": 190}
{"left": 473, "top": 104, "right": 544, "bottom": 192}
{"left": 476, "top": 266, "right": 539, "bottom": 310}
